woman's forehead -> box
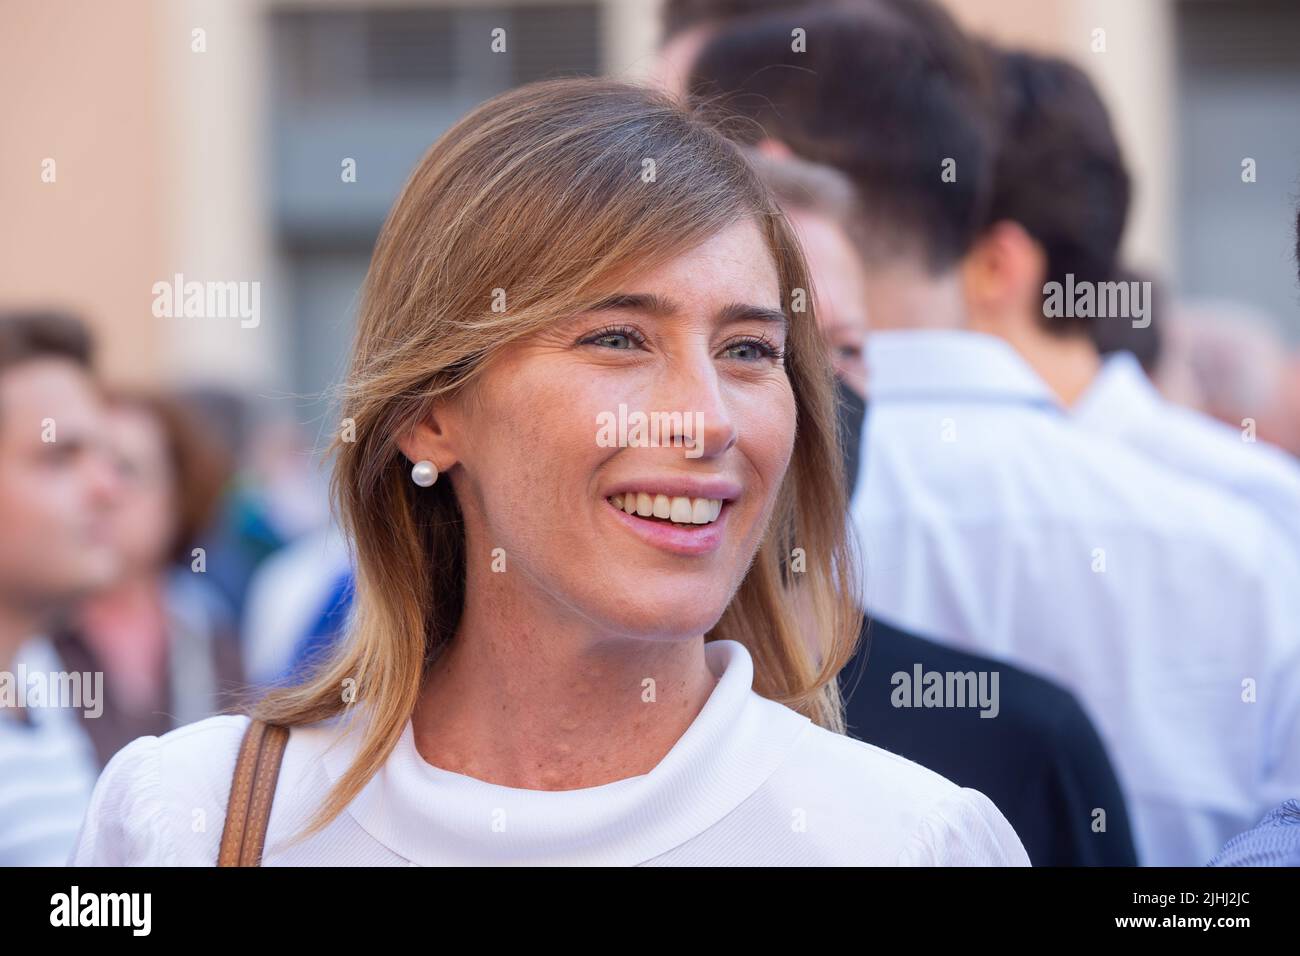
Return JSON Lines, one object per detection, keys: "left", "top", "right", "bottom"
{"left": 597, "top": 220, "right": 782, "bottom": 310}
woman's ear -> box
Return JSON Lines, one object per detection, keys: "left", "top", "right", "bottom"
{"left": 395, "top": 403, "right": 460, "bottom": 473}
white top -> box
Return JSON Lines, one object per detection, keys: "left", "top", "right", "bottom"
{"left": 0, "top": 638, "right": 99, "bottom": 866}
{"left": 852, "top": 330, "right": 1300, "bottom": 867}
{"left": 1075, "top": 350, "right": 1300, "bottom": 549}
{"left": 67, "top": 639, "right": 1029, "bottom": 866}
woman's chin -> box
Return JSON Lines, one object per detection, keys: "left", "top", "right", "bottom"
{"left": 578, "top": 591, "right": 729, "bottom": 642}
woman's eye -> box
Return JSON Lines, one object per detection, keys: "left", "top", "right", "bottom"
{"left": 592, "top": 333, "right": 635, "bottom": 349}
{"left": 722, "top": 338, "right": 782, "bottom": 362}
{"left": 582, "top": 326, "right": 643, "bottom": 350}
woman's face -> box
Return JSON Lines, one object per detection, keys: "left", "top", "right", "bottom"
{"left": 431, "top": 219, "right": 797, "bottom": 640}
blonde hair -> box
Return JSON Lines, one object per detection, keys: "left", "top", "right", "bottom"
{"left": 251, "top": 77, "right": 862, "bottom": 841}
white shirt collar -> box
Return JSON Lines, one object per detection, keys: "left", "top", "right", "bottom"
{"left": 867, "top": 330, "right": 1061, "bottom": 409}
{"left": 1073, "top": 350, "right": 1161, "bottom": 426}
{"left": 319, "top": 639, "right": 812, "bottom": 865}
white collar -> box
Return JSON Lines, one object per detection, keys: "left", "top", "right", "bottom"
{"left": 867, "top": 330, "right": 1061, "bottom": 409}
{"left": 1074, "top": 351, "right": 1161, "bottom": 426}
{"left": 318, "top": 639, "right": 812, "bottom": 865}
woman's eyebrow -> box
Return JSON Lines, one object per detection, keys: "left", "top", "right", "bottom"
{"left": 716, "top": 302, "right": 789, "bottom": 333}
{"left": 583, "top": 292, "right": 677, "bottom": 315}
{"left": 584, "top": 293, "right": 788, "bottom": 332}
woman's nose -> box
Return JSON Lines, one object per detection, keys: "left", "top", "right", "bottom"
{"left": 653, "top": 353, "right": 738, "bottom": 460}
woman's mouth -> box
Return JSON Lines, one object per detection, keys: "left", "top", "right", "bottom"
{"left": 602, "top": 491, "right": 731, "bottom": 556}
{"left": 606, "top": 492, "right": 724, "bottom": 525}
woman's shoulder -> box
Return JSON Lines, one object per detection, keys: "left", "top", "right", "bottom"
{"left": 68, "top": 715, "right": 254, "bottom": 866}
{"left": 70, "top": 712, "right": 362, "bottom": 866}
{"left": 124, "top": 713, "right": 254, "bottom": 792}
{"left": 771, "top": 719, "right": 1031, "bottom": 865}
{"left": 71, "top": 713, "right": 356, "bottom": 865}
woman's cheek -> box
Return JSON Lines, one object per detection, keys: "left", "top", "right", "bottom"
{"left": 746, "top": 379, "right": 798, "bottom": 480}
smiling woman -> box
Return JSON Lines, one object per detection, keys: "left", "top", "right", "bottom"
{"left": 68, "top": 77, "right": 1028, "bottom": 866}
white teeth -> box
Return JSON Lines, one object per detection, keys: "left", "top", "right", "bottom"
{"left": 607, "top": 492, "right": 726, "bottom": 526}
{"left": 691, "top": 498, "right": 711, "bottom": 524}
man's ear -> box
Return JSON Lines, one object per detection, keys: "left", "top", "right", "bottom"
{"left": 961, "top": 220, "right": 1045, "bottom": 330}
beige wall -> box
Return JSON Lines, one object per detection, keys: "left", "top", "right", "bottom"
{"left": 158, "top": 0, "right": 278, "bottom": 391}
{"left": 0, "top": 0, "right": 168, "bottom": 384}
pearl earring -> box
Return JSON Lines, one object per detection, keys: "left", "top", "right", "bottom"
{"left": 411, "top": 459, "right": 438, "bottom": 487}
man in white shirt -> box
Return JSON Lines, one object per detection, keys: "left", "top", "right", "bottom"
{"left": 1076, "top": 350, "right": 1300, "bottom": 549}
{"left": 0, "top": 637, "right": 101, "bottom": 866}
{"left": 855, "top": 328, "right": 1300, "bottom": 866}
{"left": 689, "top": 11, "right": 1300, "bottom": 864}
{"left": 967, "top": 49, "right": 1300, "bottom": 552}
{"left": 0, "top": 311, "right": 120, "bottom": 866}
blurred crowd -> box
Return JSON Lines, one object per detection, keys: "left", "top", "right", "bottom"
{"left": 4, "top": 0, "right": 1300, "bottom": 868}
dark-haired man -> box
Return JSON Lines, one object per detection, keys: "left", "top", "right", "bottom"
{"left": 0, "top": 311, "right": 119, "bottom": 865}
{"left": 965, "top": 51, "right": 1300, "bottom": 552}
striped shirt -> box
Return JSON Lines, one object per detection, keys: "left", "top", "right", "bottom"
{"left": 1209, "top": 800, "right": 1300, "bottom": 867}
{"left": 0, "top": 637, "right": 99, "bottom": 866}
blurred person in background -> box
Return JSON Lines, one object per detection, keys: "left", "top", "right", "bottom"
{"left": 689, "top": 3, "right": 1300, "bottom": 865}
{"left": 966, "top": 49, "right": 1300, "bottom": 549}
{"left": 194, "top": 402, "right": 332, "bottom": 624}
{"left": 652, "top": 0, "right": 792, "bottom": 99}
{"left": 656, "top": 0, "right": 956, "bottom": 102}
{"left": 241, "top": 521, "right": 352, "bottom": 688}
{"left": 753, "top": 147, "right": 1137, "bottom": 865}
{"left": 1089, "top": 266, "right": 1163, "bottom": 375}
{"left": 0, "top": 311, "right": 117, "bottom": 865}
{"left": 51, "top": 390, "right": 245, "bottom": 768}
{"left": 1154, "top": 299, "right": 1300, "bottom": 456}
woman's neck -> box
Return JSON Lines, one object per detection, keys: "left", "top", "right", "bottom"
{"left": 410, "top": 569, "right": 718, "bottom": 792}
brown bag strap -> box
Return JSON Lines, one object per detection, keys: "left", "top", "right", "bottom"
{"left": 218, "top": 719, "right": 290, "bottom": 866}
